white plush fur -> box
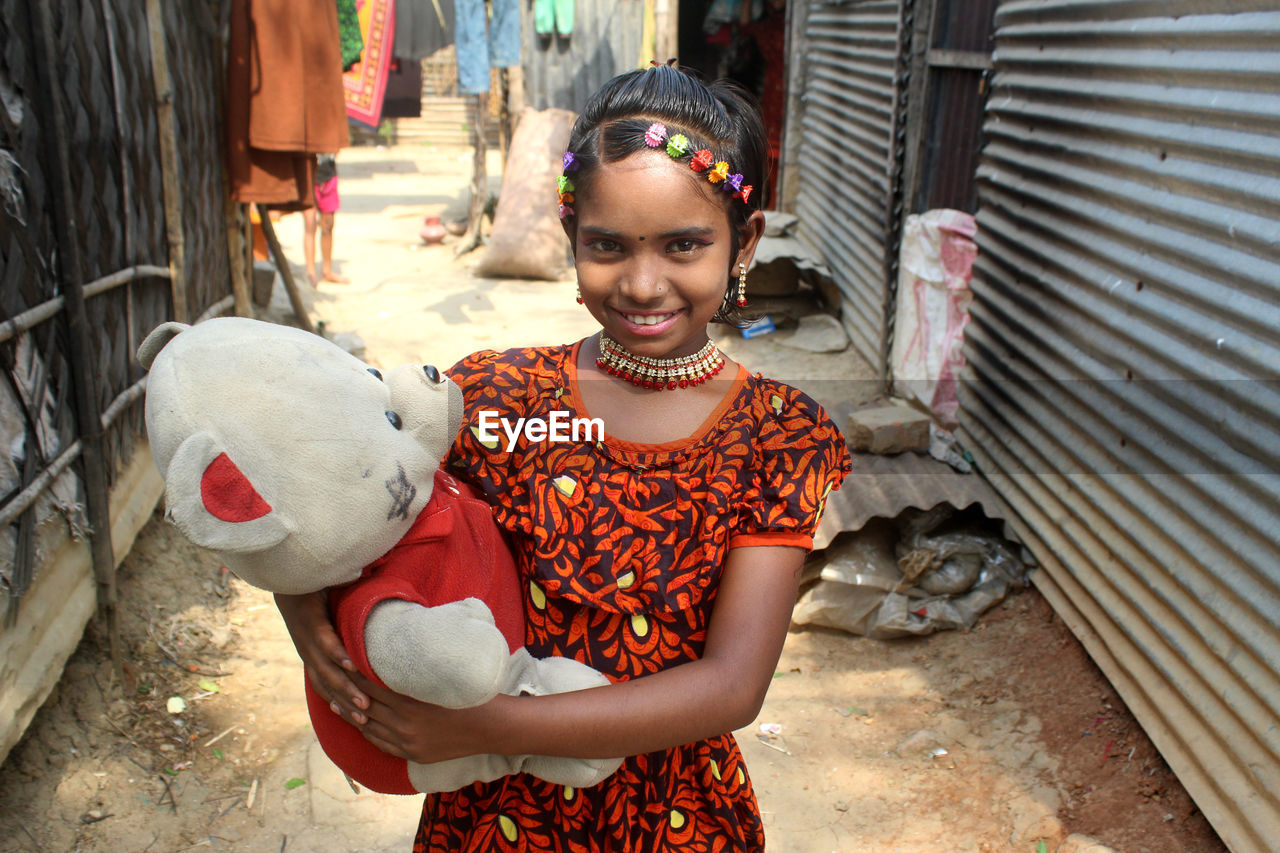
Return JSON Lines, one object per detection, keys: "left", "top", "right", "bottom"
{"left": 139, "top": 318, "right": 620, "bottom": 793}
{"left": 141, "top": 318, "right": 461, "bottom": 593}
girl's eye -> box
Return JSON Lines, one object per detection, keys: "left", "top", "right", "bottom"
{"left": 586, "top": 238, "right": 622, "bottom": 253}
{"left": 668, "top": 239, "right": 702, "bottom": 254}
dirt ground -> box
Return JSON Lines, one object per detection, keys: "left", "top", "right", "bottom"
{"left": 0, "top": 144, "right": 1230, "bottom": 853}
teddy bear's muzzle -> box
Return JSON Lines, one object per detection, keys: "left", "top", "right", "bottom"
{"left": 385, "top": 364, "right": 466, "bottom": 457}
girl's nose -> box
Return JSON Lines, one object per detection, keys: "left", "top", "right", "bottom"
{"left": 619, "top": 257, "right": 664, "bottom": 303}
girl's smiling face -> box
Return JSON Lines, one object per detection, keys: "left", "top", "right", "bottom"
{"left": 568, "top": 149, "right": 764, "bottom": 360}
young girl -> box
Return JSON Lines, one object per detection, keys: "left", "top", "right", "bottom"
{"left": 277, "top": 64, "right": 851, "bottom": 851}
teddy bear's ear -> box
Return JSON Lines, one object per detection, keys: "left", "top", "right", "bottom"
{"left": 137, "top": 322, "right": 192, "bottom": 370}
{"left": 163, "top": 432, "right": 290, "bottom": 553}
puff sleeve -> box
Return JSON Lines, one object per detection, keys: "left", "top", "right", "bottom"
{"left": 729, "top": 383, "right": 852, "bottom": 551}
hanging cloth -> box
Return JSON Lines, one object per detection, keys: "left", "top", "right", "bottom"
{"left": 382, "top": 60, "right": 424, "bottom": 118}
{"left": 533, "top": 0, "right": 574, "bottom": 36}
{"left": 455, "top": 0, "right": 521, "bottom": 94}
{"left": 227, "top": 0, "right": 350, "bottom": 206}
{"left": 337, "top": 0, "right": 365, "bottom": 71}
{"left": 343, "top": 0, "right": 397, "bottom": 127}
{"left": 394, "top": 0, "right": 454, "bottom": 61}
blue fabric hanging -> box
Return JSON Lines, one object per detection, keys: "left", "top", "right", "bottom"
{"left": 456, "top": 0, "right": 521, "bottom": 94}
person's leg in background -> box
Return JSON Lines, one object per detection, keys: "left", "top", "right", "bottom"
{"left": 312, "top": 170, "right": 348, "bottom": 283}
{"left": 302, "top": 207, "right": 319, "bottom": 285}
{"left": 318, "top": 209, "right": 347, "bottom": 283}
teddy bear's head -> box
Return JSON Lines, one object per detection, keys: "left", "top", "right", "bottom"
{"left": 139, "top": 317, "right": 463, "bottom": 594}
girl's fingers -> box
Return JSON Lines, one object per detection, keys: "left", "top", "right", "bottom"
{"left": 305, "top": 657, "right": 371, "bottom": 723}
{"left": 348, "top": 672, "right": 403, "bottom": 707}
{"left": 359, "top": 728, "right": 410, "bottom": 760}
{"left": 309, "top": 633, "right": 370, "bottom": 710}
{"left": 275, "top": 590, "right": 370, "bottom": 710}
{"left": 329, "top": 699, "right": 369, "bottom": 727}
{"left": 309, "top": 658, "right": 369, "bottom": 708}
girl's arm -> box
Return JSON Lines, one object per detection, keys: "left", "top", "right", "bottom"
{"left": 349, "top": 544, "right": 805, "bottom": 763}
{"left": 274, "top": 591, "right": 371, "bottom": 724}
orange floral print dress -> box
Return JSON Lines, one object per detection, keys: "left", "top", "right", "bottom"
{"left": 414, "top": 342, "right": 851, "bottom": 853}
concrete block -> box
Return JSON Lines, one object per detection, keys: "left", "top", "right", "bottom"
{"left": 847, "top": 404, "right": 931, "bottom": 454}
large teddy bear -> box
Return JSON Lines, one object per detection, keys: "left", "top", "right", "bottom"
{"left": 138, "top": 317, "right": 620, "bottom": 795}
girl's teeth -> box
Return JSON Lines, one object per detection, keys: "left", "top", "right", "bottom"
{"left": 625, "top": 313, "right": 670, "bottom": 325}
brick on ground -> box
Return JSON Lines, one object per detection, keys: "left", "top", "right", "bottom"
{"left": 847, "top": 404, "right": 932, "bottom": 454}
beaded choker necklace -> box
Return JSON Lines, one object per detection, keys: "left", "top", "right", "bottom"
{"left": 596, "top": 333, "right": 725, "bottom": 390}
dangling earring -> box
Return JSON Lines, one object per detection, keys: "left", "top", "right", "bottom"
{"left": 735, "top": 263, "right": 748, "bottom": 308}
{"left": 576, "top": 285, "right": 583, "bottom": 305}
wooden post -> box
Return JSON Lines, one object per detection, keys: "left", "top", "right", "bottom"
{"left": 244, "top": 206, "right": 255, "bottom": 296}
{"left": 226, "top": 196, "right": 252, "bottom": 317}
{"left": 498, "top": 69, "right": 511, "bottom": 167}
{"left": 255, "top": 204, "right": 314, "bottom": 333}
{"left": 455, "top": 93, "right": 488, "bottom": 257}
{"left": 146, "top": 0, "right": 188, "bottom": 323}
{"left": 31, "top": 0, "right": 123, "bottom": 686}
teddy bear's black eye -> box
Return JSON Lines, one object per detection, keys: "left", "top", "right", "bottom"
{"left": 385, "top": 411, "right": 402, "bottom": 429}
{"left": 367, "top": 368, "right": 383, "bottom": 381}
{"left": 424, "top": 364, "right": 443, "bottom": 384}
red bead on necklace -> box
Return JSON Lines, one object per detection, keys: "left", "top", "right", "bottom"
{"left": 596, "top": 333, "right": 725, "bottom": 391}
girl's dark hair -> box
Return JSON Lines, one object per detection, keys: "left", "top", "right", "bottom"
{"left": 565, "top": 65, "right": 768, "bottom": 326}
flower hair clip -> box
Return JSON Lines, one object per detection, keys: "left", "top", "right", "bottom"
{"left": 558, "top": 122, "right": 753, "bottom": 218}
{"left": 647, "top": 123, "right": 752, "bottom": 202}
{"left": 557, "top": 174, "right": 575, "bottom": 219}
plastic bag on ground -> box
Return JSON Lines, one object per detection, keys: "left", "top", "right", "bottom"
{"left": 793, "top": 506, "right": 1027, "bottom": 639}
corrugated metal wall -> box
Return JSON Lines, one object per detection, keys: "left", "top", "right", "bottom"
{"left": 792, "top": 0, "right": 912, "bottom": 374}
{"left": 962, "top": 4, "right": 1280, "bottom": 851}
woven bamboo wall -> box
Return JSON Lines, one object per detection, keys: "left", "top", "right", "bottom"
{"left": 163, "top": 0, "right": 232, "bottom": 330}
{"left": 0, "top": 0, "right": 231, "bottom": 613}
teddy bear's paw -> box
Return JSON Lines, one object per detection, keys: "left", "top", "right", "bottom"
{"left": 448, "top": 596, "right": 498, "bottom": 626}
{"left": 422, "top": 617, "right": 511, "bottom": 707}
{"left": 365, "top": 598, "right": 509, "bottom": 707}
{"left": 407, "top": 753, "right": 516, "bottom": 795}
{"left": 519, "top": 654, "right": 613, "bottom": 696}
{"left": 520, "top": 754, "right": 623, "bottom": 788}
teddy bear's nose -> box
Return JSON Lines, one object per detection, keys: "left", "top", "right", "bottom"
{"left": 423, "top": 365, "right": 444, "bottom": 384}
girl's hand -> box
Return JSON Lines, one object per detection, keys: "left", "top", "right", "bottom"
{"left": 273, "top": 591, "right": 371, "bottom": 725}
{"left": 354, "top": 680, "right": 515, "bottom": 765}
